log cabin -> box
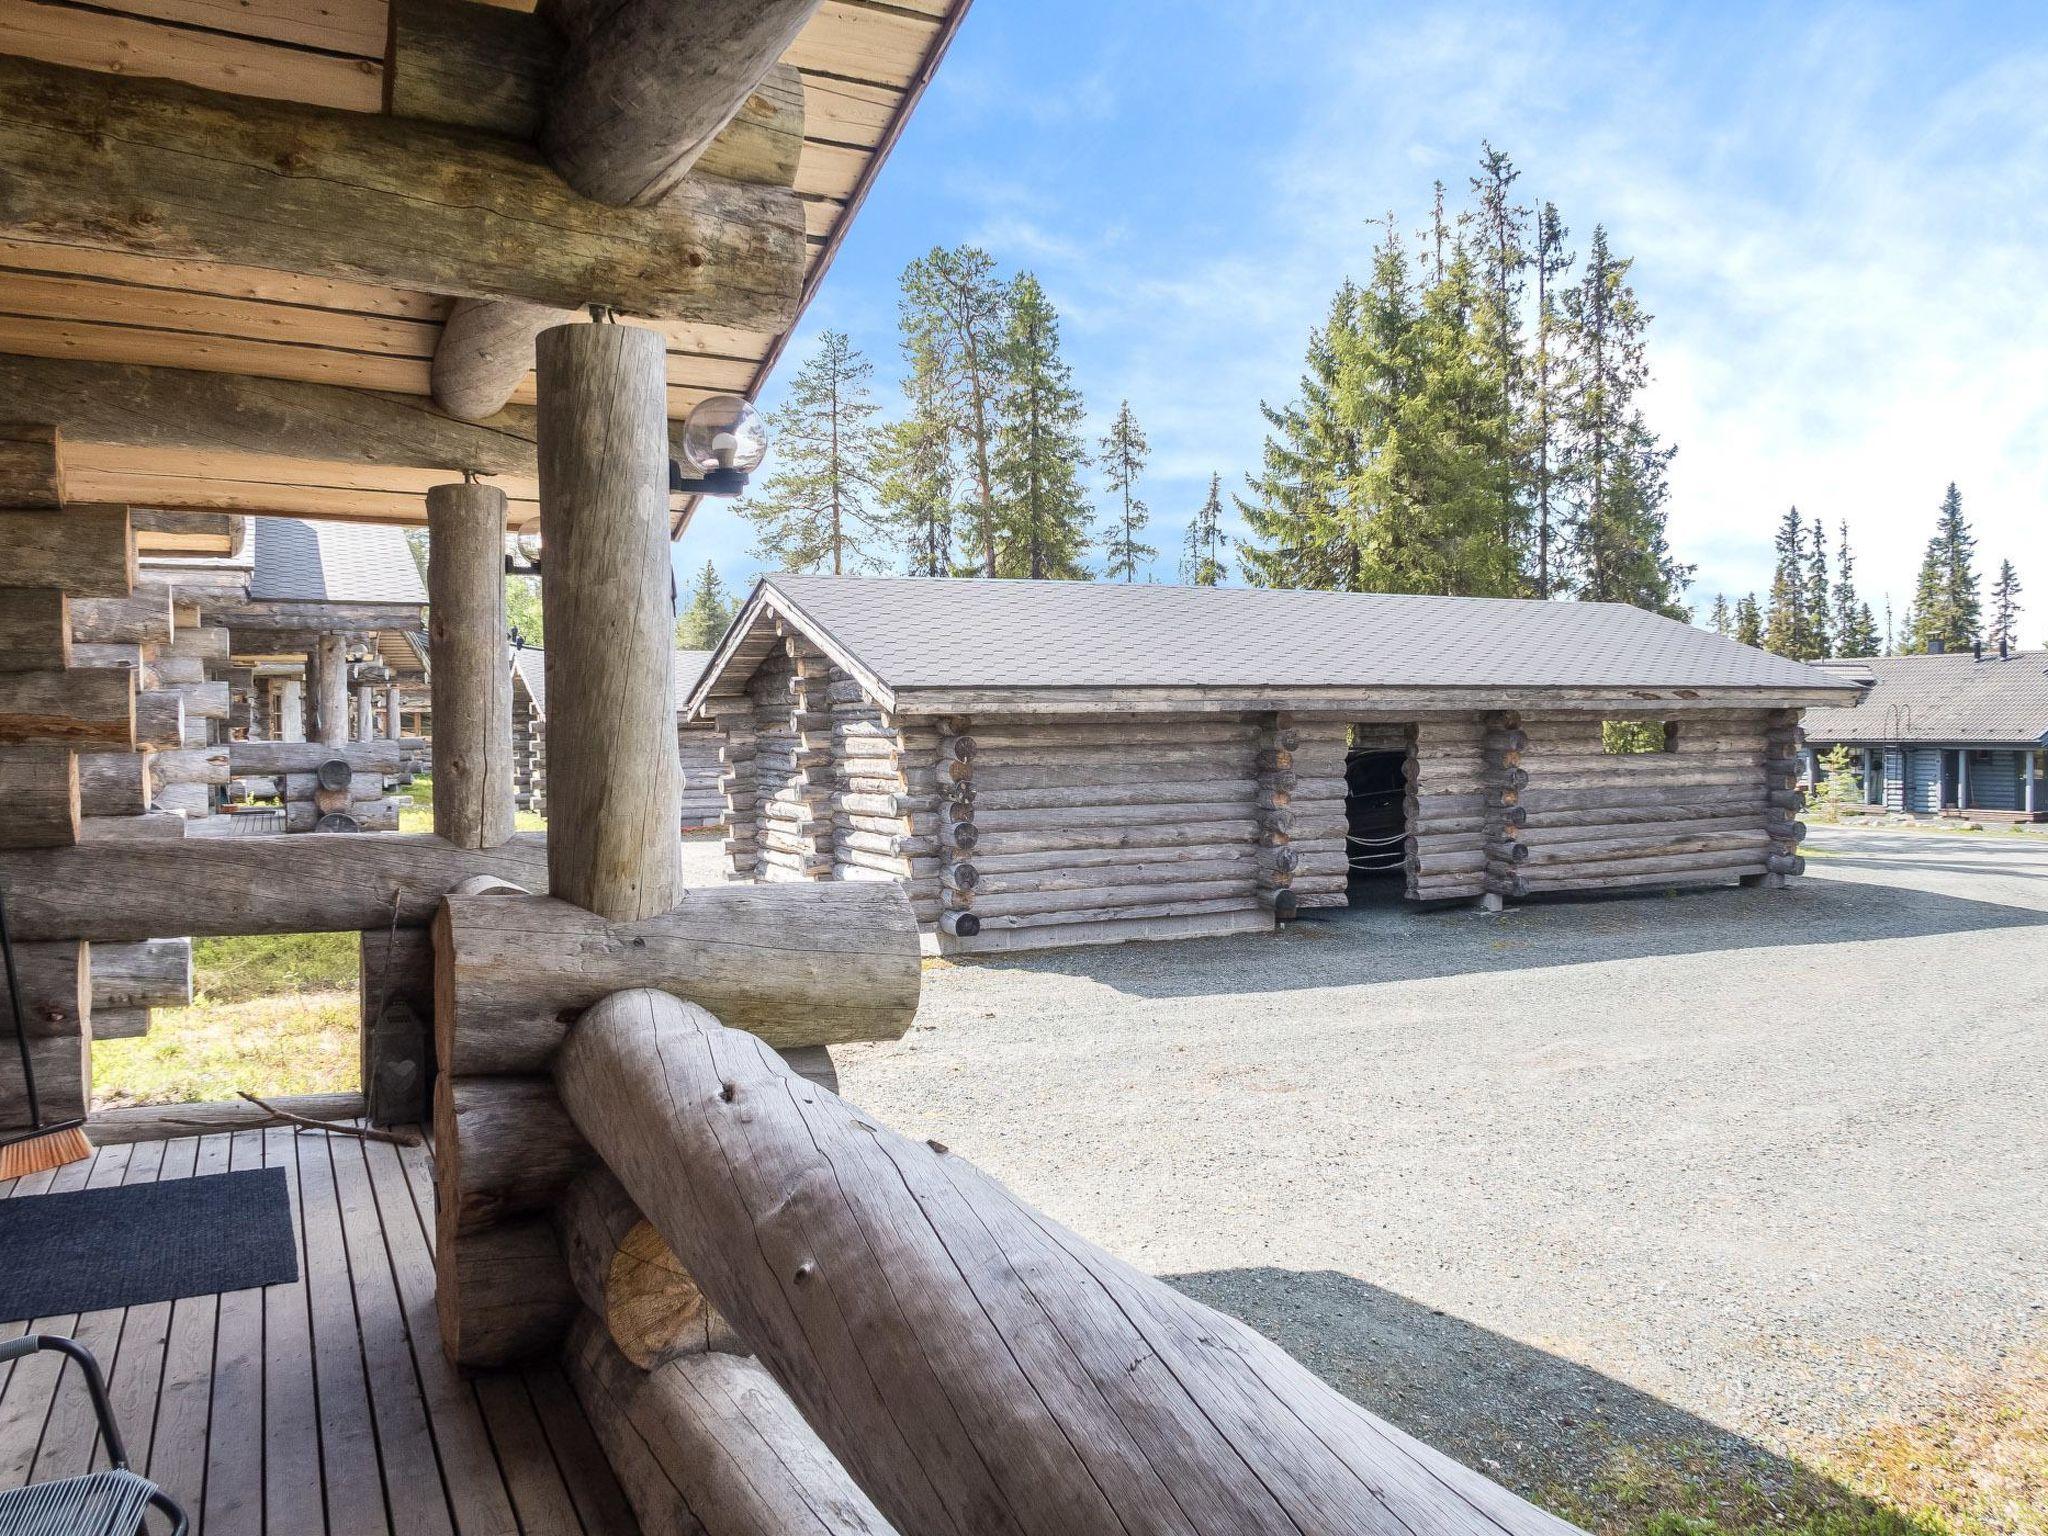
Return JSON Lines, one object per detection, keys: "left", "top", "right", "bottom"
{"left": 1802, "top": 645, "right": 2048, "bottom": 818}
{"left": 689, "top": 575, "right": 1867, "bottom": 952}
{"left": 508, "top": 644, "right": 724, "bottom": 826}
{"left": 0, "top": 0, "right": 1693, "bottom": 1529}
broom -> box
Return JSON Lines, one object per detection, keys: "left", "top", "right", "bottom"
{"left": 0, "top": 881, "right": 91, "bottom": 1178}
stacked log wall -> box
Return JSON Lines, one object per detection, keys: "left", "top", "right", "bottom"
{"left": 826, "top": 674, "right": 941, "bottom": 927}
{"left": 1288, "top": 717, "right": 1356, "bottom": 908}
{"left": 1405, "top": 716, "right": 1492, "bottom": 901}
{"left": 1496, "top": 710, "right": 1798, "bottom": 897}
{"left": 675, "top": 719, "right": 725, "bottom": 829}
{"left": 938, "top": 712, "right": 1271, "bottom": 952}
{"left": 746, "top": 636, "right": 833, "bottom": 881}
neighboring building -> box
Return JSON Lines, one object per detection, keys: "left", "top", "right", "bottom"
{"left": 688, "top": 576, "right": 1862, "bottom": 953}
{"left": 508, "top": 646, "right": 722, "bottom": 827}
{"left": 1804, "top": 647, "right": 2048, "bottom": 817}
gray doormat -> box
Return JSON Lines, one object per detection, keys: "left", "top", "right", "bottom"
{"left": 0, "top": 1166, "right": 298, "bottom": 1321}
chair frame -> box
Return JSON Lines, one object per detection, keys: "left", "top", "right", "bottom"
{"left": 0, "top": 1334, "right": 189, "bottom": 1534}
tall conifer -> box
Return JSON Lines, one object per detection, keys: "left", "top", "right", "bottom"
{"left": 899, "top": 246, "right": 1009, "bottom": 576}
{"left": 738, "top": 330, "right": 888, "bottom": 574}
{"left": 1097, "top": 400, "right": 1155, "bottom": 581}
{"left": 1530, "top": 203, "right": 1573, "bottom": 598}
{"left": 1831, "top": 520, "right": 1880, "bottom": 657}
{"left": 993, "top": 274, "right": 1092, "bottom": 580}
{"left": 1989, "top": 560, "right": 2024, "bottom": 652}
{"left": 1709, "top": 594, "right": 1731, "bottom": 636}
{"left": 1904, "top": 483, "right": 1981, "bottom": 652}
{"left": 1182, "top": 474, "right": 1229, "bottom": 586}
{"left": 1734, "top": 593, "right": 1764, "bottom": 648}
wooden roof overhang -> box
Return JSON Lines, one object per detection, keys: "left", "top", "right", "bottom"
{"left": 686, "top": 582, "right": 1871, "bottom": 722}
{"left": 0, "top": 0, "right": 972, "bottom": 532}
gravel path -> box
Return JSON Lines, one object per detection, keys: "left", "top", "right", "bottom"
{"left": 792, "top": 828, "right": 2048, "bottom": 1497}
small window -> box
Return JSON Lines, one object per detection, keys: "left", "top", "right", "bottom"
{"left": 1603, "top": 720, "right": 1676, "bottom": 755}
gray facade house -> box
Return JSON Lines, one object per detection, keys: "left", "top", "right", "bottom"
{"left": 1804, "top": 647, "right": 2048, "bottom": 818}
{"left": 687, "top": 576, "right": 1863, "bottom": 954}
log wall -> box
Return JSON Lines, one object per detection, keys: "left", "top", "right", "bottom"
{"left": 1405, "top": 716, "right": 1493, "bottom": 902}
{"left": 676, "top": 720, "right": 725, "bottom": 829}
{"left": 1288, "top": 717, "right": 1355, "bottom": 908}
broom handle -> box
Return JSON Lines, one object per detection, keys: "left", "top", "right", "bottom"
{"left": 0, "top": 883, "right": 43, "bottom": 1130}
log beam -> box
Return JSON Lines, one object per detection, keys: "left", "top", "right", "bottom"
{"left": 0, "top": 506, "right": 135, "bottom": 598}
{"left": 427, "top": 481, "right": 515, "bottom": 847}
{"left": 0, "top": 55, "right": 804, "bottom": 328}
{"left": 0, "top": 422, "right": 62, "bottom": 507}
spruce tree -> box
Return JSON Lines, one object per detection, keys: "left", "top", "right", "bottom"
{"left": 1530, "top": 202, "right": 1573, "bottom": 598}
{"left": 899, "top": 245, "right": 1009, "bottom": 576}
{"left": 1734, "top": 593, "right": 1764, "bottom": 648}
{"left": 1709, "top": 593, "right": 1731, "bottom": 636}
{"left": 1182, "top": 474, "right": 1228, "bottom": 586}
{"left": 1097, "top": 400, "right": 1155, "bottom": 581}
{"left": 1763, "top": 508, "right": 1813, "bottom": 657}
{"left": 1990, "top": 559, "right": 2024, "bottom": 651}
{"left": 992, "top": 274, "right": 1092, "bottom": 580}
{"left": 1470, "top": 143, "right": 1531, "bottom": 572}
{"left": 1904, "top": 483, "right": 1981, "bottom": 652}
{"left": 1831, "top": 520, "right": 1880, "bottom": 657}
{"left": 1804, "top": 513, "right": 1832, "bottom": 658}
{"left": 1237, "top": 283, "right": 1366, "bottom": 590}
{"left": 738, "top": 330, "right": 888, "bottom": 574}
{"left": 675, "top": 561, "right": 736, "bottom": 648}
{"left": 877, "top": 380, "right": 955, "bottom": 577}
{"left": 1556, "top": 225, "right": 1689, "bottom": 615}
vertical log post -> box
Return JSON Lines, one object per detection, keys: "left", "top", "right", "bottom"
{"left": 535, "top": 321, "right": 682, "bottom": 920}
{"left": 314, "top": 633, "right": 349, "bottom": 747}
{"left": 427, "top": 480, "right": 515, "bottom": 850}
{"left": 385, "top": 681, "right": 403, "bottom": 741}
{"left": 355, "top": 675, "right": 375, "bottom": 742}
{"left": 278, "top": 676, "right": 305, "bottom": 742}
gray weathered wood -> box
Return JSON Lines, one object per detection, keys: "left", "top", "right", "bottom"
{"left": 0, "top": 832, "right": 548, "bottom": 942}
{"left": 0, "top": 505, "right": 134, "bottom": 597}
{"left": 69, "top": 587, "right": 173, "bottom": 646}
{"left": 428, "top": 482, "right": 515, "bottom": 847}
{"left": 0, "top": 745, "right": 79, "bottom": 847}
{"left": 433, "top": 300, "right": 578, "bottom": 422}
{"left": 312, "top": 634, "right": 350, "bottom": 747}
{"left": 543, "top": 0, "right": 824, "bottom": 206}
{"left": 558, "top": 989, "right": 1585, "bottom": 1536}
{"left": 435, "top": 1075, "right": 594, "bottom": 1237}
{"left": 90, "top": 939, "right": 193, "bottom": 1012}
{"left": 0, "top": 667, "right": 132, "bottom": 749}
{"left": 537, "top": 323, "right": 682, "bottom": 920}
{"left": 432, "top": 885, "right": 920, "bottom": 1075}
{"left": 0, "top": 56, "right": 805, "bottom": 329}
{"left": 565, "top": 1311, "right": 896, "bottom": 1536}
{"left": 558, "top": 1171, "right": 729, "bottom": 1369}
{"left": 76, "top": 748, "right": 150, "bottom": 815}
{"left": 0, "top": 422, "right": 62, "bottom": 507}
{"left": 0, "top": 588, "right": 68, "bottom": 672}
{"left": 229, "top": 739, "right": 419, "bottom": 776}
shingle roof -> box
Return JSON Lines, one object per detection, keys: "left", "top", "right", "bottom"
{"left": 251, "top": 519, "right": 426, "bottom": 606}
{"left": 1802, "top": 651, "right": 2048, "bottom": 745}
{"left": 507, "top": 646, "right": 714, "bottom": 719}
{"left": 751, "top": 575, "right": 1853, "bottom": 695}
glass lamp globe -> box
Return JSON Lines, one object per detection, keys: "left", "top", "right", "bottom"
{"left": 512, "top": 514, "right": 543, "bottom": 567}
{"left": 681, "top": 395, "right": 767, "bottom": 474}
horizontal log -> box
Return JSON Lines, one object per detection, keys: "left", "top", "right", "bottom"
{"left": 1523, "top": 830, "right": 1768, "bottom": 866}
{"left": 68, "top": 588, "right": 173, "bottom": 646}
{"left": 0, "top": 667, "right": 132, "bottom": 749}
{"left": 1516, "top": 863, "right": 1767, "bottom": 893}
{"left": 0, "top": 745, "right": 79, "bottom": 847}
{"left": 565, "top": 1312, "right": 894, "bottom": 1536}
{"left": 0, "top": 505, "right": 134, "bottom": 598}
{"left": 970, "top": 892, "right": 1261, "bottom": 931}
{"left": 1517, "top": 800, "right": 1764, "bottom": 829}
{"left": 435, "top": 1075, "right": 594, "bottom": 1237}
{"left": 0, "top": 422, "right": 61, "bottom": 507}
{"left": 974, "top": 802, "right": 1255, "bottom": 834}
{"left": 437, "top": 1215, "right": 579, "bottom": 1368}
{"left": 978, "top": 855, "right": 1256, "bottom": 895}
{"left": 7, "top": 939, "right": 85, "bottom": 1035}
{"left": 433, "top": 885, "right": 920, "bottom": 1075}
{"left": 91, "top": 1007, "right": 149, "bottom": 1041}
{"left": 90, "top": 939, "right": 192, "bottom": 1012}
{"left": 228, "top": 739, "right": 420, "bottom": 775}
{"left": 78, "top": 811, "right": 186, "bottom": 841}
{"left": 0, "top": 588, "right": 68, "bottom": 671}
{"left": 133, "top": 693, "right": 183, "bottom": 751}
{"left": 968, "top": 877, "right": 1256, "bottom": 920}
{"left": 0, "top": 832, "right": 549, "bottom": 942}
{"left": 152, "top": 746, "right": 230, "bottom": 787}
{"left": 0, "top": 55, "right": 805, "bottom": 329}
{"left": 557, "top": 1171, "right": 731, "bottom": 1370}
{"left": 971, "top": 777, "right": 1258, "bottom": 813}
{"left": 75, "top": 749, "right": 149, "bottom": 815}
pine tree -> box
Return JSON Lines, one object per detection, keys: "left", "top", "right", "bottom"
{"left": 1804, "top": 513, "right": 1832, "bottom": 658}
{"left": 1831, "top": 520, "right": 1880, "bottom": 657}
{"left": 1236, "top": 282, "right": 1366, "bottom": 590}
{"left": 1097, "top": 400, "right": 1155, "bottom": 581}
{"left": 1556, "top": 225, "right": 1689, "bottom": 615}
{"left": 992, "top": 274, "right": 1092, "bottom": 580}
{"left": 1182, "top": 474, "right": 1228, "bottom": 586}
{"left": 1904, "top": 483, "right": 1981, "bottom": 652}
{"left": 675, "top": 561, "right": 736, "bottom": 648}
{"left": 1709, "top": 593, "right": 1731, "bottom": 636}
{"left": 1530, "top": 202, "right": 1573, "bottom": 598}
{"left": 1734, "top": 592, "right": 1764, "bottom": 648}
{"left": 1989, "top": 559, "right": 2024, "bottom": 651}
{"left": 1470, "top": 143, "right": 1531, "bottom": 575}
{"left": 899, "top": 246, "right": 1009, "bottom": 576}
{"left": 738, "top": 330, "right": 888, "bottom": 574}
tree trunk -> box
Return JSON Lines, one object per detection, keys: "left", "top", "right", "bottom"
{"left": 427, "top": 480, "right": 515, "bottom": 848}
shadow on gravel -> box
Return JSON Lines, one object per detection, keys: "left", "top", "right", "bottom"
{"left": 1168, "top": 1265, "right": 1932, "bottom": 1536}
{"left": 955, "top": 877, "right": 2048, "bottom": 1000}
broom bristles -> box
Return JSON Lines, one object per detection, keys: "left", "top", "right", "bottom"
{"left": 0, "top": 1124, "right": 93, "bottom": 1180}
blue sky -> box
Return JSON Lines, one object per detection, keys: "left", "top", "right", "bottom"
{"left": 677, "top": 1, "right": 2048, "bottom": 637}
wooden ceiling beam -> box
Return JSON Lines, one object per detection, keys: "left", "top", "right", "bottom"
{"left": 0, "top": 55, "right": 806, "bottom": 328}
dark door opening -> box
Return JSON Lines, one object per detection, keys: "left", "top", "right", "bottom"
{"left": 1344, "top": 748, "right": 1407, "bottom": 902}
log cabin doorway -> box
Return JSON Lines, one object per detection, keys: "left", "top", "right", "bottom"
{"left": 1344, "top": 726, "right": 1409, "bottom": 904}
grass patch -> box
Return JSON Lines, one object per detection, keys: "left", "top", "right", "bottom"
{"left": 192, "top": 931, "right": 358, "bottom": 1003}
{"left": 93, "top": 990, "right": 358, "bottom": 1109}
{"left": 397, "top": 773, "right": 544, "bottom": 835}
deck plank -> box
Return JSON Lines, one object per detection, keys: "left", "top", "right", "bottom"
{"left": 147, "top": 1134, "right": 230, "bottom": 1520}
{"left": 525, "top": 1362, "right": 643, "bottom": 1536}
{"left": 264, "top": 1124, "right": 328, "bottom": 1536}
{"left": 202, "top": 1128, "right": 269, "bottom": 1536}
{"left": 103, "top": 1136, "right": 189, "bottom": 1475}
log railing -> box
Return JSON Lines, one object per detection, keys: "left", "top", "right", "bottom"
{"left": 546, "top": 983, "right": 1587, "bottom": 1536}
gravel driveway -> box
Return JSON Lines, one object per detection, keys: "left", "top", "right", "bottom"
{"left": 793, "top": 828, "right": 2048, "bottom": 1505}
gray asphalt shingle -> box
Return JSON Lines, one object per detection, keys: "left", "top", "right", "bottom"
{"left": 759, "top": 575, "right": 1850, "bottom": 694}
{"left": 250, "top": 519, "right": 427, "bottom": 605}
{"left": 1803, "top": 651, "right": 2048, "bottom": 744}
{"left": 508, "top": 646, "right": 713, "bottom": 719}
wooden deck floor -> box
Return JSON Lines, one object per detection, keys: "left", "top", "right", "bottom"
{"left": 0, "top": 1128, "right": 639, "bottom": 1535}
